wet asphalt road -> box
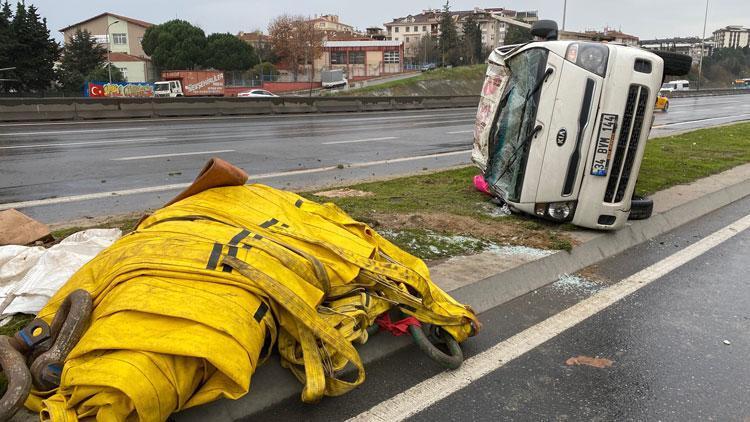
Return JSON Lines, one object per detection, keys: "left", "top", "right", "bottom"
{"left": 0, "top": 94, "right": 748, "bottom": 224}
{"left": 250, "top": 190, "right": 750, "bottom": 422}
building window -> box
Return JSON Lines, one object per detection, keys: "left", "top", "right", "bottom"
{"left": 414, "top": 26, "right": 418, "bottom": 32}
{"left": 117, "top": 66, "right": 128, "bottom": 81}
{"left": 423, "top": 25, "right": 427, "bottom": 31}
{"left": 349, "top": 51, "right": 365, "bottom": 64}
{"left": 405, "top": 36, "right": 410, "bottom": 42}
{"left": 384, "top": 51, "right": 400, "bottom": 63}
{"left": 330, "top": 51, "right": 346, "bottom": 64}
{"left": 395, "top": 26, "right": 399, "bottom": 33}
{"left": 112, "top": 33, "right": 127, "bottom": 45}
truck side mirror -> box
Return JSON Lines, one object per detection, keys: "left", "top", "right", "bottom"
{"left": 531, "top": 20, "right": 559, "bottom": 41}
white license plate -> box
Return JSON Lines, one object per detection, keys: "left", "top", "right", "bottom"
{"left": 590, "top": 113, "right": 618, "bottom": 177}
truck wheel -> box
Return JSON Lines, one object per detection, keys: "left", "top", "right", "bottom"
{"left": 628, "top": 195, "right": 653, "bottom": 220}
{"left": 653, "top": 51, "right": 692, "bottom": 76}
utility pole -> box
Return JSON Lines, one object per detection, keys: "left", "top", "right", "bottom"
{"left": 106, "top": 20, "right": 120, "bottom": 84}
{"left": 562, "top": 0, "right": 567, "bottom": 31}
{"left": 698, "top": 0, "right": 709, "bottom": 91}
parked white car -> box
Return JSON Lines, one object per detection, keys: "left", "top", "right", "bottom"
{"left": 237, "top": 89, "right": 278, "bottom": 98}
{"left": 472, "top": 20, "right": 691, "bottom": 230}
{"left": 660, "top": 80, "right": 690, "bottom": 92}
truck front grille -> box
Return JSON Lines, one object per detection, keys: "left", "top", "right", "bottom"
{"left": 604, "top": 84, "right": 649, "bottom": 203}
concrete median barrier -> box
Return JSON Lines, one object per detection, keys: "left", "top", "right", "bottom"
{"left": 0, "top": 95, "right": 482, "bottom": 122}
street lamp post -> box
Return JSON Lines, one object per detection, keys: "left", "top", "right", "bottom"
{"left": 562, "top": 0, "right": 568, "bottom": 31}
{"left": 698, "top": 0, "right": 709, "bottom": 91}
{"left": 106, "top": 20, "right": 120, "bottom": 84}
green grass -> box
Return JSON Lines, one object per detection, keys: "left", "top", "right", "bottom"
{"left": 51, "top": 217, "right": 140, "bottom": 240}
{"left": 332, "top": 64, "right": 486, "bottom": 96}
{"left": 303, "top": 166, "right": 493, "bottom": 221}
{"left": 636, "top": 122, "right": 750, "bottom": 195}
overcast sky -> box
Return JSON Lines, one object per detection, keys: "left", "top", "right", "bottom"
{"left": 32, "top": 0, "right": 746, "bottom": 42}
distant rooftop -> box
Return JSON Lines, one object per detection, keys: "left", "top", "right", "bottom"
{"left": 59, "top": 12, "right": 153, "bottom": 32}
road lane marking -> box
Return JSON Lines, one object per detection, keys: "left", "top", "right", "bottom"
{"left": 0, "top": 149, "right": 471, "bottom": 210}
{"left": 322, "top": 137, "right": 398, "bottom": 145}
{"left": 348, "top": 213, "right": 750, "bottom": 422}
{"left": 111, "top": 150, "right": 235, "bottom": 161}
{"left": 446, "top": 129, "right": 473, "bottom": 134}
{"left": 652, "top": 113, "right": 750, "bottom": 128}
{"left": 0, "top": 137, "right": 168, "bottom": 150}
{"left": 0, "top": 127, "right": 150, "bottom": 136}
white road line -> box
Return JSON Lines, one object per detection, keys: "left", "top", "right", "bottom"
{"left": 0, "top": 137, "right": 168, "bottom": 150}
{"left": 322, "top": 137, "right": 398, "bottom": 145}
{"left": 0, "top": 127, "right": 150, "bottom": 136}
{"left": 446, "top": 129, "right": 473, "bottom": 134}
{"left": 652, "top": 113, "right": 750, "bottom": 128}
{"left": 0, "top": 149, "right": 472, "bottom": 210}
{"left": 348, "top": 213, "right": 750, "bottom": 422}
{"left": 111, "top": 150, "right": 235, "bottom": 161}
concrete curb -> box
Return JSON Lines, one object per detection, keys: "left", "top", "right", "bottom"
{"left": 174, "top": 172, "right": 750, "bottom": 421}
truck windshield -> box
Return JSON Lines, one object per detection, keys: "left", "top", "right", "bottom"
{"left": 154, "top": 83, "right": 169, "bottom": 91}
{"left": 485, "top": 48, "right": 549, "bottom": 202}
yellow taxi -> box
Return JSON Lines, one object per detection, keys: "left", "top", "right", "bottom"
{"left": 655, "top": 95, "right": 669, "bottom": 112}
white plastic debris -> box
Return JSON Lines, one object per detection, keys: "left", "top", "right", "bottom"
{"left": 0, "top": 228, "right": 121, "bottom": 315}
{"left": 723, "top": 340, "right": 731, "bottom": 345}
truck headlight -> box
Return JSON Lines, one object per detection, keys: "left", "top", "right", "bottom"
{"left": 565, "top": 43, "right": 609, "bottom": 77}
{"left": 535, "top": 201, "right": 577, "bottom": 222}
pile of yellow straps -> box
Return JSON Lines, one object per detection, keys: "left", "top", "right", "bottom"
{"left": 26, "top": 184, "right": 479, "bottom": 421}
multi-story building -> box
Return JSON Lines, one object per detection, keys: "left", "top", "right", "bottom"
{"left": 59, "top": 12, "right": 155, "bottom": 82}
{"left": 582, "top": 27, "right": 639, "bottom": 46}
{"left": 640, "top": 37, "right": 715, "bottom": 64}
{"left": 383, "top": 7, "right": 538, "bottom": 61}
{"left": 308, "top": 14, "right": 355, "bottom": 35}
{"left": 712, "top": 25, "right": 750, "bottom": 48}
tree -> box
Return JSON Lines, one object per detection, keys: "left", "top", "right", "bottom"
{"left": 438, "top": 1, "right": 460, "bottom": 66}
{"left": 462, "top": 14, "right": 482, "bottom": 65}
{"left": 503, "top": 24, "right": 532, "bottom": 45}
{"left": 268, "top": 15, "right": 323, "bottom": 82}
{"left": 57, "top": 29, "right": 107, "bottom": 92}
{"left": 1, "top": 2, "right": 58, "bottom": 93}
{"left": 416, "top": 34, "right": 440, "bottom": 65}
{"left": 85, "top": 64, "right": 125, "bottom": 84}
{"left": 203, "top": 33, "right": 258, "bottom": 71}
{"left": 142, "top": 19, "right": 207, "bottom": 71}
{"left": 253, "top": 62, "right": 279, "bottom": 81}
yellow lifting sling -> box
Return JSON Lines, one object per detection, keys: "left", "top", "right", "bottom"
{"left": 26, "top": 184, "right": 479, "bottom": 421}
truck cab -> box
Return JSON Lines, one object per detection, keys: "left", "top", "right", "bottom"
{"left": 153, "top": 80, "right": 183, "bottom": 97}
{"left": 472, "top": 21, "right": 687, "bottom": 230}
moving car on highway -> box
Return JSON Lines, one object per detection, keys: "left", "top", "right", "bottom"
{"left": 237, "top": 89, "right": 278, "bottom": 98}
{"left": 655, "top": 95, "right": 670, "bottom": 112}
{"left": 472, "top": 20, "right": 691, "bottom": 230}
{"left": 660, "top": 79, "right": 690, "bottom": 92}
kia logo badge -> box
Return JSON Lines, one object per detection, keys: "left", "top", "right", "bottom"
{"left": 556, "top": 129, "right": 567, "bottom": 146}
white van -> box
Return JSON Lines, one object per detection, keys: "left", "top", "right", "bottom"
{"left": 472, "top": 20, "right": 691, "bottom": 230}
{"left": 660, "top": 80, "right": 690, "bottom": 92}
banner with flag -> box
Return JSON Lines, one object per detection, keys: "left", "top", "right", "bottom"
{"left": 85, "top": 81, "right": 154, "bottom": 98}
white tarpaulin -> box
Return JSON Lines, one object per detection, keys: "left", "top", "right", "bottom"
{"left": 0, "top": 228, "right": 121, "bottom": 316}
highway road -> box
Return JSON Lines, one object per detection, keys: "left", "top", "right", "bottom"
{"left": 0, "top": 94, "right": 748, "bottom": 224}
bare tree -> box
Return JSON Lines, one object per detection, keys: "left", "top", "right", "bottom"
{"left": 268, "top": 15, "right": 323, "bottom": 82}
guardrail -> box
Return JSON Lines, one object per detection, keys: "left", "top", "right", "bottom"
{"left": 0, "top": 95, "right": 481, "bottom": 122}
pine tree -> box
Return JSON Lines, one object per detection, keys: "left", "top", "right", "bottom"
{"left": 0, "top": 1, "right": 16, "bottom": 71}
{"left": 58, "top": 29, "right": 109, "bottom": 93}
{"left": 462, "top": 14, "right": 482, "bottom": 65}
{"left": 5, "top": 2, "right": 58, "bottom": 93}
{"left": 438, "top": 1, "right": 460, "bottom": 66}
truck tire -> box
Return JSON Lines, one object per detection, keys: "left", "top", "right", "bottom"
{"left": 628, "top": 195, "right": 653, "bottom": 220}
{"left": 653, "top": 51, "right": 692, "bottom": 76}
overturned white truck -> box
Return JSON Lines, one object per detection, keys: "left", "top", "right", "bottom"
{"left": 473, "top": 20, "right": 691, "bottom": 230}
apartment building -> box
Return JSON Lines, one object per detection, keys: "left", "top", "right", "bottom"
{"left": 383, "top": 7, "right": 538, "bottom": 61}
{"left": 308, "top": 14, "right": 355, "bottom": 34}
{"left": 59, "top": 12, "right": 155, "bottom": 82}
{"left": 712, "top": 25, "right": 750, "bottom": 48}
{"left": 641, "top": 37, "right": 714, "bottom": 64}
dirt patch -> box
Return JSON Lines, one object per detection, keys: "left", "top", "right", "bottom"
{"left": 371, "top": 212, "right": 576, "bottom": 250}
{"left": 314, "top": 188, "right": 374, "bottom": 198}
